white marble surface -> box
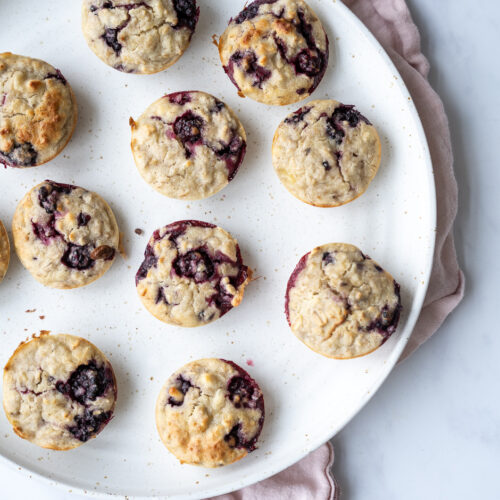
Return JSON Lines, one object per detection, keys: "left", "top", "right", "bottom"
{"left": 1, "top": 0, "right": 498, "bottom": 498}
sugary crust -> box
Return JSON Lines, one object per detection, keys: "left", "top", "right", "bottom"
{"left": 272, "top": 100, "right": 381, "bottom": 207}
{"left": 3, "top": 333, "right": 117, "bottom": 450}
{"left": 12, "top": 181, "right": 119, "bottom": 289}
{"left": 0, "top": 53, "right": 77, "bottom": 168}
{"left": 81, "top": 0, "right": 199, "bottom": 74}
{"left": 136, "top": 220, "right": 252, "bottom": 327}
{"left": 286, "top": 243, "right": 401, "bottom": 359}
{"left": 130, "top": 91, "right": 247, "bottom": 200}
{"left": 155, "top": 358, "right": 264, "bottom": 467}
{"left": 0, "top": 220, "right": 10, "bottom": 282}
{"left": 219, "top": 0, "right": 329, "bottom": 105}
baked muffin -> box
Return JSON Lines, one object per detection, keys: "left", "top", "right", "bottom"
{"left": 0, "top": 53, "right": 77, "bottom": 167}
{"left": 130, "top": 91, "right": 247, "bottom": 200}
{"left": 285, "top": 243, "right": 402, "bottom": 359}
{"left": 3, "top": 332, "right": 117, "bottom": 450}
{"left": 82, "top": 0, "right": 199, "bottom": 73}
{"left": 219, "top": 0, "right": 329, "bottom": 105}
{"left": 136, "top": 220, "right": 252, "bottom": 327}
{"left": 272, "top": 100, "right": 381, "bottom": 207}
{"left": 156, "top": 358, "right": 265, "bottom": 467}
{"left": 0, "top": 220, "right": 10, "bottom": 282}
{"left": 12, "top": 180, "right": 119, "bottom": 289}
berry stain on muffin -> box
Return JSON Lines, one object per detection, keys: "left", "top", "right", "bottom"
{"left": 69, "top": 408, "right": 112, "bottom": 442}
{"left": 273, "top": 100, "right": 381, "bottom": 207}
{"left": 136, "top": 220, "right": 252, "bottom": 327}
{"left": 167, "top": 375, "right": 194, "bottom": 406}
{"left": 0, "top": 142, "right": 38, "bottom": 168}
{"left": 13, "top": 180, "right": 119, "bottom": 288}
{"left": 0, "top": 53, "right": 77, "bottom": 168}
{"left": 156, "top": 358, "right": 264, "bottom": 466}
{"left": 3, "top": 334, "right": 117, "bottom": 449}
{"left": 219, "top": 0, "right": 329, "bottom": 105}
{"left": 131, "top": 91, "right": 247, "bottom": 200}
{"left": 285, "top": 243, "right": 402, "bottom": 359}
{"left": 83, "top": 0, "right": 199, "bottom": 74}
{"left": 172, "top": 0, "right": 199, "bottom": 31}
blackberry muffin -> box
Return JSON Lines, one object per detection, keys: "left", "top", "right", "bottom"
{"left": 156, "top": 358, "right": 265, "bottom": 467}
{"left": 273, "top": 100, "right": 381, "bottom": 207}
{"left": 3, "top": 333, "right": 117, "bottom": 450}
{"left": 12, "top": 180, "right": 119, "bottom": 289}
{"left": 219, "top": 0, "right": 329, "bottom": 105}
{"left": 0, "top": 220, "right": 10, "bottom": 282}
{"left": 285, "top": 243, "right": 401, "bottom": 359}
{"left": 130, "top": 91, "right": 247, "bottom": 200}
{"left": 0, "top": 53, "right": 77, "bottom": 168}
{"left": 136, "top": 220, "right": 252, "bottom": 327}
{"left": 82, "top": 0, "right": 199, "bottom": 74}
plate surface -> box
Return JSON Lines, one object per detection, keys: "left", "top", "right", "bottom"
{"left": 0, "top": 0, "right": 435, "bottom": 498}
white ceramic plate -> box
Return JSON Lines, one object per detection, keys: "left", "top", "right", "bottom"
{"left": 0, "top": 0, "right": 435, "bottom": 498}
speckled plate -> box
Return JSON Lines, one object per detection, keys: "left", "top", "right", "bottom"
{"left": 0, "top": 0, "right": 435, "bottom": 498}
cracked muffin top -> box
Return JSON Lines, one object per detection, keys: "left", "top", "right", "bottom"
{"left": 130, "top": 91, "right": 247, "bottom": 200}
{"left": 3, "top": 333, "right": 117, "bottom": 450}
{"left": 156, "top": 358, "right": 264, "bottom": 467}
{"left": 219, "top": 0, "right": 329, "bottom": 105}
{"left": 82, "top": 0, "right": 199, "bottom": 74}
{"left": 12, "top": 180, "right": 119, "bottom": 289}
{"left": 0, "top": 53, "right": 77, "bottom": 168}
{"left": 272, "top": 100, "right": 381, "bottom": 207}
{"left": 135, "top": 220, "right": 252, "bottom": 327}
{"left": 285, "top": 243, "right": 402, "bottom": 359}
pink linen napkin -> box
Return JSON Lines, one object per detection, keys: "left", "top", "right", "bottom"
{"left": 210, "top": 0, "right": 465, "bottom": 498}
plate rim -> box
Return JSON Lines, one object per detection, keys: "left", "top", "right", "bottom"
{"left": 0, "top": 0, "right": 437, "bottom": 498}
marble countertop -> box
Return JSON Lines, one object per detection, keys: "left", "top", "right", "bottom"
{"left": 1, "top": 0, "right": 498, "bottom": 498}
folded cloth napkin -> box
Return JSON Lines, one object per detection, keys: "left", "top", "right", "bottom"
{"left": 209, "top": 0, "right": 464, "bottom": 498}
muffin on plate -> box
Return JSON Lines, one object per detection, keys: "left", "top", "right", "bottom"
{"left": 12, "top": 180, "right": 119, "bottom": 289}
{"left": 135, "top": 220, "right": 252, "bottom": 327}
{"left": 272, "top": 100, "right": 381, "bottom": 207}
{"left": 285, "top": 243, "right": 402, "bottom": 359}
{"left": 0, "top": 220, "right": 10, "bottom": 282}
{"left": 219, "top": 0, "right": 329, "bottom": 105}
{"left": 82, "top": 0, "right": 199, "bottom": 73}
{"left": 0, "top": 53, "right": 77, "bottom": 167}
{"left": 156, "top": 358, "right": 265, "bottom": 467}
{"left": 130, "top": 91, "right": 247, "bottom": 200}
{"left": 3, "top": 332, "right": 117, "bottom": 450}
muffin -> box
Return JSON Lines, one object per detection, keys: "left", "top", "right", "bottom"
{"left": 82, "top": 0, "right": 199, "bottom": 73}
{"left": 0, "top": 53, "right": 77, "bottom": 167}
{"left": 272, "top": 100, "right": 381, "bottom": 207}
{"left": 3, "top": 332, "right": 117, "bottom": 450}
{"left": 130, "top": 91, "right": 247, "bottom": 200}
{"left": 285, "top": 243, "right": 402, "bottom": 359}
{"left": 12, "top": 180, "right": 119, "bottom": 289}
{"left": 0, "top": 220, "right": 10, "bottom": 282}
{"left": 156, "top": 358, "right": 265, "bottom": 467}
{"left": 136, "top": 220, "right": 252, "bottom": 327}
{"left": 219, "top": 0, "right": 329, "bottom": 105}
